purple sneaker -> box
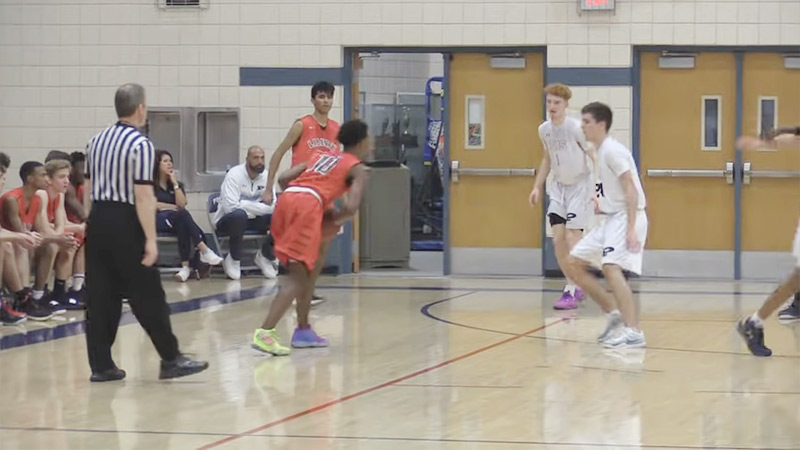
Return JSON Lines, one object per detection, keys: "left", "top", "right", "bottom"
{"left": 554, "top": 292, "right": 578, "bottom": 310}
{"left": 291, "top": 327, "right": 329, "bottom": 348}
{"left": 574, "top": 288, "right": 586, "bottom": 302}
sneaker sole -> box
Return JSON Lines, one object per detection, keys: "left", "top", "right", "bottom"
{"left": 159, "top": 364, "right": 209, "bottom": 380}
{"left": 1, "top": 317, "right": 27, "bottom": 325}
{"left": 602, "top": 341, "right": 646, "bottom": 349}
{"left": 251, "top": 343, "right": 290, "bottom": 356}
{"left": 554, "top": 304, "right": 578, "bottom": 310}
{"left": 778, "top": 316, "right": 800, "bottom": 323}
{"left": 26, "top": 314, "right": 54, "bottom": 321}
{"left": 291, "top": 342, "right": 329, "bottom": 348}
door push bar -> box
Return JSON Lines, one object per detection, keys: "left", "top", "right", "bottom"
{"left": 647, "top": 162, "right": 800, "bottom": 186}
{"left": 742, "top": 162, "right": 800, "bottom": 185}
{"left": 646, "top": 162, "right": 735, "bottom": 184}
{"left": 450, "top": 160, "right": 536, "bottom": 183}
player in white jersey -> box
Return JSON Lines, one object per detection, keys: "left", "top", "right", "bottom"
{"left": 567, "top": 102, "right": 647, "bottom": 349}
{"left": 529, "top": 83, "right": 594, "bottom": 310}
{"left": 735, "top": 127, "right": 800, "bottom": 356}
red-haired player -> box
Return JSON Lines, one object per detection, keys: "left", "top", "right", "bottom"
{"left": 252, "top": 119, "right": 372, "bottom": 355}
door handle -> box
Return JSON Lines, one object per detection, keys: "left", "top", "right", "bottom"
{"left": 450, "top": 160, "right": 536, "bottom": 183}
{"left": 742, "top": 162, "right": 800, "bottom": 185}
{"left": 646, "top": 162, "right": 734, "bottom": 184}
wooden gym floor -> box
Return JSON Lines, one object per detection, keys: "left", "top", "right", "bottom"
{"left": 1, "top": 274, "right": 799, "bottom": 449}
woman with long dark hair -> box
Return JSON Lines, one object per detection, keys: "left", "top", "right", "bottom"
{"left": 154, "top": 150, "right": 223, "bottom": 281}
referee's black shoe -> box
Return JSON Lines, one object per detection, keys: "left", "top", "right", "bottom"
{"left": 90, "top": 367, "right": 126, "bottom": 382}
{"left": 159, "top": 354, "right": 209, "bottom": 380}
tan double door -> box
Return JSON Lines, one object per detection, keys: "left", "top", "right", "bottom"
{"left": 640, "top": 51, "right": 800, "bottom": 279}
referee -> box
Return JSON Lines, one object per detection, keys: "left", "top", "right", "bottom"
{"left": 85, "top": 83, "right": 208, "bottom": 382}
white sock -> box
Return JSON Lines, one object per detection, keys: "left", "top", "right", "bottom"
{"left": 608, "top": 309, "right": 621, "bottom": 319}
{"left": 750, "top": 312, "right": 765, "bottom": 328}
{"left": 32, "top": 290, "right": 44, "bottom": 300}
{"left": 71, "top": 274, "right": 85, "bottom": 291}
{"left": 564, "top": 283, "right": 576, "bottom": 295}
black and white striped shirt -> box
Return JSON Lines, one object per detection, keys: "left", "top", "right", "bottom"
{"left": 86, "top": 122, "right": 154, "bottom": 205}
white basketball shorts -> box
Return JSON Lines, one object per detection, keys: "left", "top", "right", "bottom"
{"left": 547, "top": 178, "right": 593, "bottom": 230}
{"left": 570, "top": 210, "right": 648, "bottom": 275}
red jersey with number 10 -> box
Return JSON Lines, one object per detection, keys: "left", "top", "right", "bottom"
{"left": 291, "top": 115, "right": 341, "bottom": 166}
{"left": 288, "top": 152, "right": 362, "bottom": 209}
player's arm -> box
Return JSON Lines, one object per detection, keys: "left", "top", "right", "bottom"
{"left": 763, "top": 126, "right": 800, "bottom": 140}
{"left": 529, "top": 136, "right": 551, "bottom": 206}
{"left": 57, "top": 193, "right": 83, "bottom": 235}
{"left": 277, "top": 163, "right": 307, "bottom": 190}
{"left": 534, "top": 150, "right": 551, "bottom": 189}
{"left": 84, "top": 145, "right": 92, "bottom": 217}
{"left": 533, "top": 125, "right": 551, "bottom": 190}
{"left": 332, "top": 164, "right": 368, "bottom": 224}
{"left": 266, "top": 120, "right": 304, "bottom": 201}
{"left": 64, "top": 184, "right": 86, "bottom": 222}
{"left": 3, "top": 198, "right": 26, "bottom": 233}
{"left": 619, "top": 172, "right": 639, "bottom": 230}
{"left": 34, "top": 191, "right": 74, "bottom": 247}
{"left": 771, "top": 132, "right": 800, "bottom": 149}
{"left": 739, "top": 127, "right": 800, "bottom": 151}
{"left": 34, "top": 191, "right": 57, "bottom": 235}
{"left": 0, "top": 228, "right": 41, "bottom": 249}
{"left": 53, "top": 192, "right": 68, "bottom": 234}
{"left": 609, "top": 147, "right": 642, "bottom": 252}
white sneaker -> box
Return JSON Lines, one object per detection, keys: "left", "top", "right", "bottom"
{"left": 199, "top": 248, "right": 223, "bottom": 266}
{"left": 254, "top": 252, "right": 278, "bottom": 279}
{"left": 602, "top": 327, "right": 646, "bottom": 349}
{"left": 223, "top": 254, "right": 241, "bottom": 280}
{"left": 597, "top": 310, "right": 623, "bottom": 343}
{"left": 311, "top": 295, "right": 326, "bottom": 307}
{"left": 174, "top": 266, "right": 192, "bottom": 282}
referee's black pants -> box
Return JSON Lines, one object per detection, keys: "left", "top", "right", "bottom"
{"left": 85, "top": 202, "right": 180, "bottom": 373}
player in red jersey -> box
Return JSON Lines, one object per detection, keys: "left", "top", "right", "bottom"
{"left": 252, "top": 119, "right": 372, "bottom": 355}
{"left": 38, "top": 159, "right": 84, "bottom": 311}
{"left": 265, "top": 81, "right": 340, "bottom": 307}
{"left": 65, "top": 151, "right": 89, "bottom": 304}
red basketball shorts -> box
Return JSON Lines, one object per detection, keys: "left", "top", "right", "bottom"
{"left": 271, "top": 192, "right": 323, "bottom": 272}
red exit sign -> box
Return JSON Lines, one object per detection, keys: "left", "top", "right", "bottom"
{"left": 581, "top": 0, "right": 615, "bottom": 11}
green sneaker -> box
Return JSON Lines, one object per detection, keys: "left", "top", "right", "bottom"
{"left": 252, "top": 328, "right": 291, "bottom": 356}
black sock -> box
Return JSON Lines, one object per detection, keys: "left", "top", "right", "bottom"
{"left": 53, "top": 279, "right": 66, "bottom": 298}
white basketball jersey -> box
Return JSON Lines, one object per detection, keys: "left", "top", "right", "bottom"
{"left": 538, "top": 117, "right": 590, "bottom": 185}
{"left": 595, "top": 136, "right": 646, "bottom": 214}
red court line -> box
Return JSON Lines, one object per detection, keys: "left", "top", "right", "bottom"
{"left": 198, "top": 318, "right": 565, "bottom": 449}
